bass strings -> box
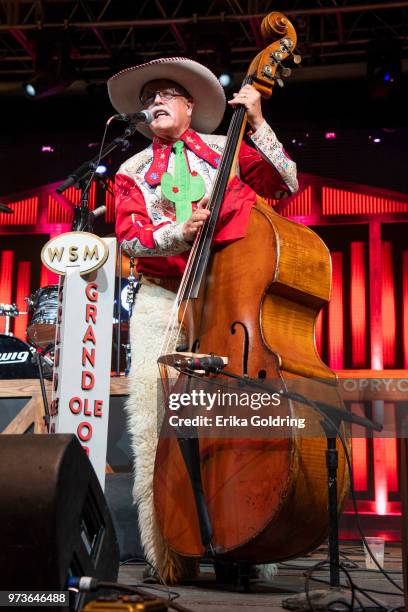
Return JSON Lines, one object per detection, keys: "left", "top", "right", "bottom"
{"left": 159, "top": 76, "right": 253, "bottom": 366}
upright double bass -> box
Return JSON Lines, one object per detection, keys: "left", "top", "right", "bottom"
{"left": 154, "top": 12, "right": 349, "bottom": 573}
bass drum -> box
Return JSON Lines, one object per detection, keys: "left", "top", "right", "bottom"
{"left": 0, "top": 335, "right": 38, "bottom": 379}
{"left": 26, "top": 285, "right": 59, "bottom": 351}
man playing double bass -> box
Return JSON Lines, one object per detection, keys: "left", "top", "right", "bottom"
{"left": 109, "top": 57, "right": 298, "bottom": 583}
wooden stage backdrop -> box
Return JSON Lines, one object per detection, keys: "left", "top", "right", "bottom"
{"left": 1, "top": 172, "right": 408, "bottom": 541}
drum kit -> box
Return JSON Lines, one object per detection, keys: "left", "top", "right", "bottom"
{"left": 0, "top": 246, "right": 136, "bottom": 380}
{"left": 0, "top": 202, "right": 59, "bottom": 376}
{"left": 0, "top": 285, "right": 57, "bottom": 380}
{"left": 0, "top": 268, "right": 132, "bottom": 434}
{"left": 0, "top": 171, "right": 136, "bottom": 385}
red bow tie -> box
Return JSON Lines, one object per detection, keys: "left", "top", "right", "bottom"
{"left": 145, "top": 129, "right": 221, "bottom": 187}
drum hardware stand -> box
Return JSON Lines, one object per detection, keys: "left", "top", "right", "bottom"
{"left": 0, "top": 303, "right": 19, "bottom": 336}
{"left": 114, "top": 251, "right": 140, "bottom": 376}
{"left": 1, "top": 302, "right": 52, "bottom": 430}
{"left": 115, "top": 244, "right": 123, "bottom": 376}
{"left": 122, "top": 258, "right": 141, "bottom": 376}
{"left": 32, "top": 350, "right": 51, "bottom": 432}
{"left": 121, "top": 341, "right": 132, "bottom": 376}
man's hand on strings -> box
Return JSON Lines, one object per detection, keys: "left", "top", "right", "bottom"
{"left": 228, "top": 84, "right": 264, "bottom": 132}
{"left": 182, "top": 195, "right": 210, "bottom": 242}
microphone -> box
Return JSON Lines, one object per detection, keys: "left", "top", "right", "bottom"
{"left": 89, "top": 205, "right": 106, "bottom": 219}
{"left": 182, "top": 355, "right": 226, "bottom": 372}
{"left": 108, "top": 110, "right": 154, "bottom": 125}
{"left": 57, "top": 111, "right": 154, "bottom": 195}
{"left": 0, "top": 202, "right": 12, "bottom": 214}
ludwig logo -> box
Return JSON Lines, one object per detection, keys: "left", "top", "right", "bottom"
{"left": 41, "top": 232, "right": 109, "bottom": 276}
{"left": 0, "top": 351, "right": 29, "bottom": 364}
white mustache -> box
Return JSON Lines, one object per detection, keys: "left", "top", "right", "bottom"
{"left": 151, "top": 106, "right": 171, "bottom": 119}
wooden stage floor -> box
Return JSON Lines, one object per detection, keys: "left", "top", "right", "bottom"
{"left": 118, "top": 542, "right": 404, "bottom": 611}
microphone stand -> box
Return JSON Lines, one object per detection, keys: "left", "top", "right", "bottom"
{"left": 56, "top": 117, "right": 144, "bottom": 377}
{"left": 218, "top": 369, "right": 382, "bottom": 595}
{"left": 33, "top": 350, "right": 51, "bottom": 433}
{"left": 56, "top": 119, "right": 139, "bottom": 232}
{"left": 162, "top": 361, "right": 382, "bottom": 594}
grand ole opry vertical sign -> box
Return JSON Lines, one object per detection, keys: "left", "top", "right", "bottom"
{"left": 41, "top": 232, "right": 116, "bottom": 489}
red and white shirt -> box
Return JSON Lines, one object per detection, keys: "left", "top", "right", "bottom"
{"left": 115, "top": 121, "right": 297, "bottom": 277}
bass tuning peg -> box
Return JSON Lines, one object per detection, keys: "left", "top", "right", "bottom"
{"left": 280, "top": 66, "right": 292, "bottom": 78}
{"left": 292, "top": 53, "right": 302, "bottom": 65}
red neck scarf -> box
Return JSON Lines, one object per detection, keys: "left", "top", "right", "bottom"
{"left": 145, "top": 128, "right": 221, "bottom": 187}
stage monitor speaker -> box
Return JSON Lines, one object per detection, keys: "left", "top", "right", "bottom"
{"left": 0, "top": 434, "right": 119, "bottom": 599}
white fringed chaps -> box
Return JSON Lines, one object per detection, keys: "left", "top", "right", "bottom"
{"left": 126, "top": 282, "right": 196, "bottom": 582}
{"left": 126, "top": 283, "right": 174, "bottom": 567}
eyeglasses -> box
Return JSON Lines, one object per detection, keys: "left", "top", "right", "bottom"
{"left": 140, "top": 89, "right": 187, "bottom": 108}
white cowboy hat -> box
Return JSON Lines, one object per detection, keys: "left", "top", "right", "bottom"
{"left": 107, "top": 57, "right": 226, "bottom": 138}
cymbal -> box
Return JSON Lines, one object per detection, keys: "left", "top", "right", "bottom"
{"left": 0, "top": 202, "right": 12, "bottom": 213}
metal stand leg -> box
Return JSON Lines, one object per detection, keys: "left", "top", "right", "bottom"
{"left": 213, "top": 561, "right": 251, "bottom": 592}
{"left": 122, "top": 342, "right": 132, "bottom": 376}
{"left": 326, "top": 435, "right": 340, "bottom": 587}
{"left": 282, "top": 423, "right": 346, "bottom": 609}
{"left": 123, "top": 259, "right": 140, "bottom": 376}
{"left": 115, "top": 244, "right": 123, "bottom": 376}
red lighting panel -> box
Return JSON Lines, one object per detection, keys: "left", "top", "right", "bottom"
{"left": 47, "top": 195, "right": 73, "bottom": 224}
{"left": 403, "top": 252, "right": 408, "bottom": 368}
{"left": 323, "top": 187, "right": 408, "bottom": 215}
{"left": 40, "top": 264, "right": 58, "bottom": 287}
{"left": 0, "top": 197, "right": 38, "bottom": 225}
{"left": 328, "top": 252, "right": 344, "bottom": 369}
{"left": 105, "top": 179, "right": 115, "bottom": 223}
{"left": 350, "top": 242, "right": 367, "bottom": 366}
{"left": 62, "top": 182, "right": 96, "bottom": 210}
{"left": 374, "top": 438, "right": 388, "bottom": 515}
{"left": 0, "top": 250, "right": 14, "bottom": 333}
{"left": 381, "top": 242, "right": 396, "bottom": 367}
{"left": 266, "top": 186, "right": 312, "bottom": 217}
{"left": 40, "top": 264, "right": 48, "bottom": 288}
{"left": 13, "top": 261, "right": 30, "bottom": 340}
{"left": 350, "top": 402, "right": 368, "bottom": 491}
{"left": 384, "top": 417, "right": 398, "bottom": 493}
{"left": 281, "top": 186, "right": 312, "bottom": 217}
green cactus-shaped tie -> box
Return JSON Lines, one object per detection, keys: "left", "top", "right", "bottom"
{"left": 161, "top": 140, "right": 206, "bottom": 223}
